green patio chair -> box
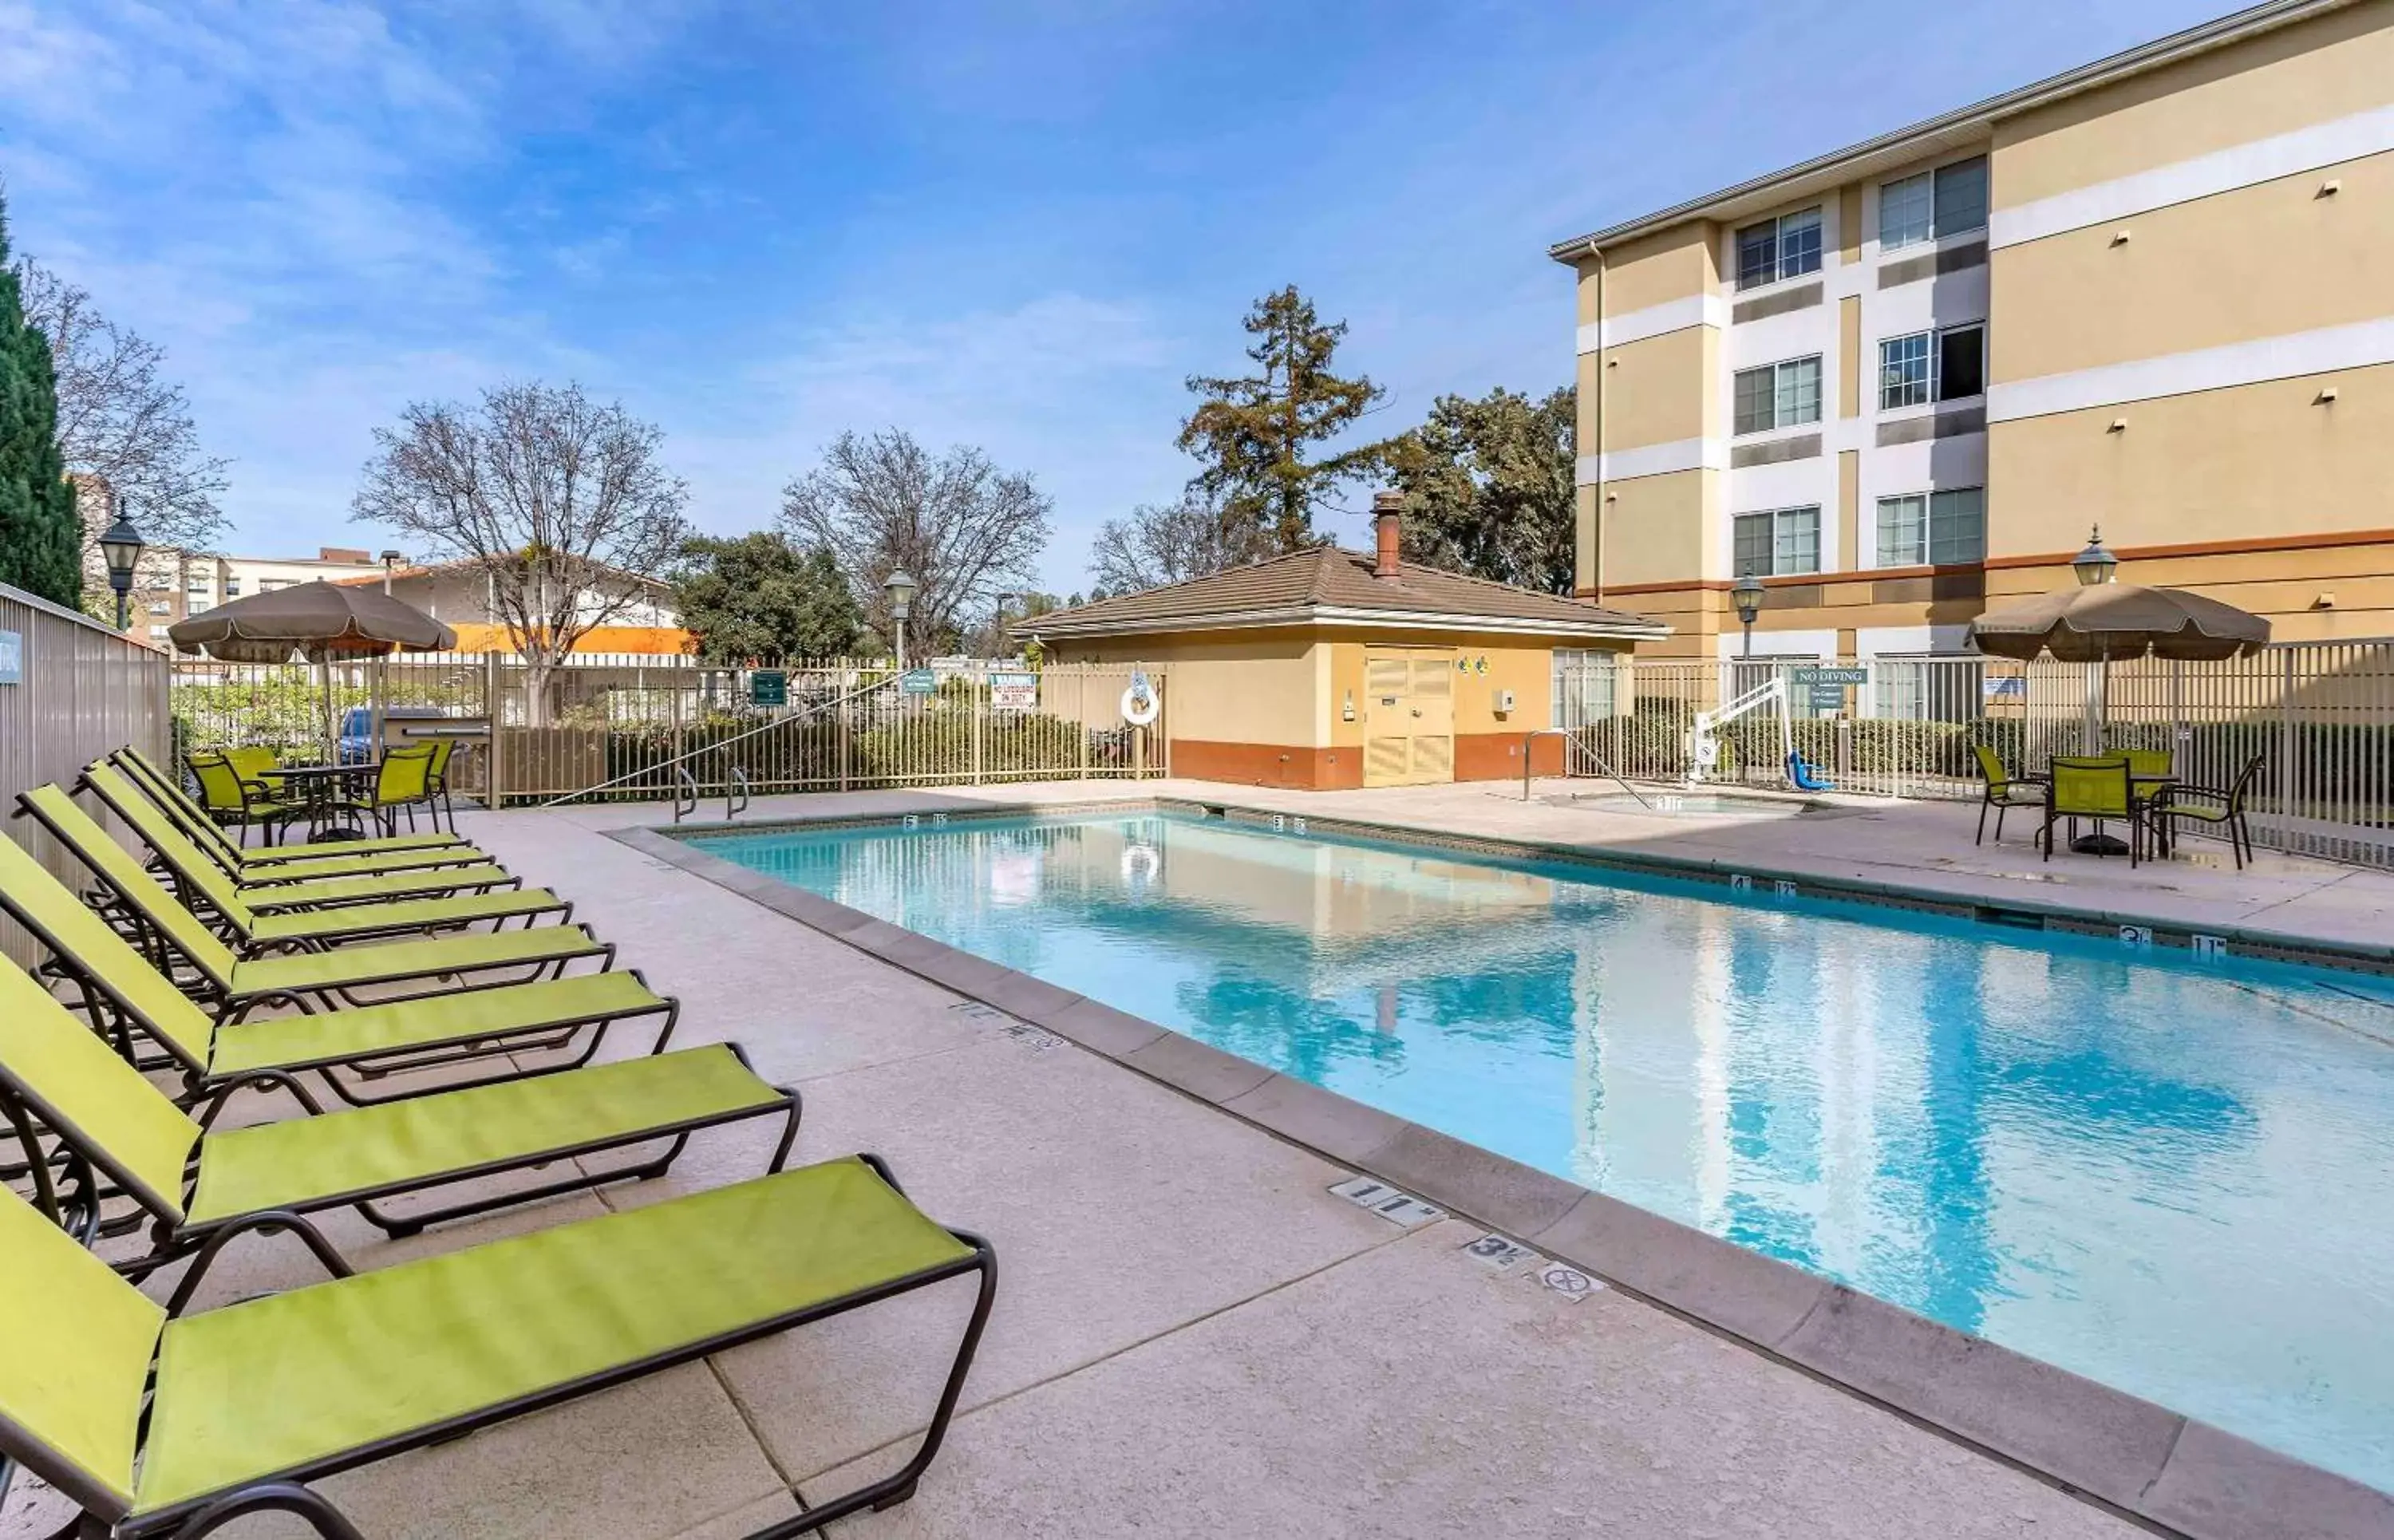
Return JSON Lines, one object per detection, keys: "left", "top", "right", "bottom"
{"left": 1969, "top": 743, "right": 2044, "bottom": 846}
{"left": 2040, "top": 756, "right": 2141, "bottom": 866}
{"left": 338, "top": 743, "right": 439, "bottom": 837}
{"left": 2152, "top": 752, "right": 2265, "bottom": 871}
{"left": 186, "top": 750, "right": 304, "bottom": 847}
{"left": 0, "top": 831, "right": 664, "bottom": 1107}
{"left": 9, "top": 793, "right": 610, "bottom": 1023}
{"left": 87, "top": 763, "right": 516, "bottom": 910}
{"left": 72, "top": 770, "right": 567, "bottom": 942}
{"left": 0, "top": 1153, "right": 993, "bottom": 1538}
{"left": 423, "top": 736, "right": 463, "bottom": 832}
{"left": 118, "top": 748, "right": 472, "bottom": 869}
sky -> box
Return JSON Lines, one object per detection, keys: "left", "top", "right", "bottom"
{"left": 2, "top": 0, "right": 2230, "bottom": 596}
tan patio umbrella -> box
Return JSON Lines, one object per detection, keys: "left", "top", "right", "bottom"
{"left": 169, "top": 580, "right": 457, "bottom": 761}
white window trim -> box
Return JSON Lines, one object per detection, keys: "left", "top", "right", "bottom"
{"left": 1875, "top": 322, "right": 1985, "bottom": 418}
{"left": 1732, "top": 204, "right": 1827, "bottom": 294}
{"left": 1876, "top": 156, "right": 1989, "bottom": 253}
{"left": 1873, "top": 486, "right": 1987, "bottom": 568}
{"left": 1731, "top": 353, "right": 1826, "bottom": 439}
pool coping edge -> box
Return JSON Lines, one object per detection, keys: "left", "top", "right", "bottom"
{"left": 610, "top": 815, "right": 2394, "bottom": 1540}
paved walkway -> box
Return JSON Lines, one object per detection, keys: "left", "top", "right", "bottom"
{"left": 1, "top": 781, "right": 2207, "bottom": 1539}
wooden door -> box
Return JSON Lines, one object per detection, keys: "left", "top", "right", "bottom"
{"left": 1362, "top": 647, "right": 1458, "bottom": 787}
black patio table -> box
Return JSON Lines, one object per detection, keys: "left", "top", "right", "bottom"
{"left": 259, "top": 760, "right": 378, "bottom": 842}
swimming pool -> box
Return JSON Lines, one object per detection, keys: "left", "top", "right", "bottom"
{"left": 696, "top": 809, "right": 2394, "bottom": 1491}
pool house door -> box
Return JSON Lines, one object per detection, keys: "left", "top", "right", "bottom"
{"left": 1362, "top": 647, "right": 1457, "bottom": 788}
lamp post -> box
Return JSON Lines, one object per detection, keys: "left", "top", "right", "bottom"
{"left": 883, "top": 569, "right": 918, "bottom": 671}
{"left": 2071, "top": 527, "right": 2119, "bottom": 587}
{"left": 381, "top": 549, "right": 405, "bottom": 595}
{"left": 1730, "top": 574, "right": 1766, "bottom": 658}
{"left": 992, "top": 590, "right": 1018, "bottom": 659}
{"left": 100, "top": 508, "right": 148, "bottom": 633}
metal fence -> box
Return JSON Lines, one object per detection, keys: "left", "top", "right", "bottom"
{"left": 1, "top": 582, "right": 172, "bottom": 969}
{"left": 1555, "top": 639, "right": 2394, "bottom": 867}
{"left": 172, "top": 651, "right": 1169, "bottom": 807}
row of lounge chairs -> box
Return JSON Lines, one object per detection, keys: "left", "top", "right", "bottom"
{"left": 0, "top": 748, "right": 994, "bottom": 1538}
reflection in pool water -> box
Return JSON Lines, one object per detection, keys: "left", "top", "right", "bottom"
{"left": 698, "top": 811, "right": 2394, "bottom": 1491}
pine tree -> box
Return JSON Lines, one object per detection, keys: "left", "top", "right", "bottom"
{"left": 1178, "top": 286, "right": 1392, "bottom": 554}
{"left": 0, "top": 195, "right": 81, "bottom": 606}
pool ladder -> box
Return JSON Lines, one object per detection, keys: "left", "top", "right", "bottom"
{"left": 1520, "top": 729, "right": 1656, "bottom": 811}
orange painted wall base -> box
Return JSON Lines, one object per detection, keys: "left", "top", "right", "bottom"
{"left": 1169, "top": 732, "right": 1556, "bottom": 791}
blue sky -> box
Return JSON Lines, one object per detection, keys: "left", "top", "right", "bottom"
{"left": 2, "top": 0, "right": 2225, "bottom": 594}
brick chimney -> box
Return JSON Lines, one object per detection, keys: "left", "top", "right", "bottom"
{"left": 1371, "top": 491, "right": 1405, "bottom": 579}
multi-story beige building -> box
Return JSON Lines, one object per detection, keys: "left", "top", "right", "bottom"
{"left": 1551, "top": 0, "right": 2392, "bottom": 661}
{"left": 128, "top": 547, "right": 389, "bottom": 646}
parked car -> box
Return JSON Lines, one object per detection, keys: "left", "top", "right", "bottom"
{"left": 339, "top": 705, "right": 452, "bottom": 763}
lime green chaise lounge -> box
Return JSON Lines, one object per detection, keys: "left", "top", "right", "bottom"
{"left": 0, "top": 1154, "right": 994, "bottom": 1538}
{"left": 117, "top": 748, "right": 475, "bottom": 872}
{"left": 0, "top": 952, "right": 798, "bottom": 1263}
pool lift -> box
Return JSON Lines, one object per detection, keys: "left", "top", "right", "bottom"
{"left": 1685, "top": 676, "right": 1835, "bottom": 792}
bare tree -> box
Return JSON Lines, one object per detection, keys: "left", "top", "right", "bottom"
{"left": 13, "top": 258, "right": 231, "bottom": 562}
{"left": 779, "top": 429, "right": 1049, "bottom": 657}
{"left": 1087, "top": 491, "right": 1271, "bottom": 596}
{"left": 353, "top": 381, "right": 689, "bottom": 724}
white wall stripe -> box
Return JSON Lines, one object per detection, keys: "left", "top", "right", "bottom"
{"left": 1576, "top": 294, "right": 1728, "bottom": 353}
{"left": 1987, "top": 316, "right": 2394, "bottom": 421}
{"left": 1576, "top": 438, "right": 1727, "bottom": 485}
{"left": 1990, "top": 104, "right": 2394, "bottom": 250}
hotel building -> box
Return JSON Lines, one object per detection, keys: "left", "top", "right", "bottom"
{"left": 1550, "top": 0, "right": 2393, "bottom": 660}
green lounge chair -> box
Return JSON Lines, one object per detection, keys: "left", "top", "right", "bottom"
{"left": 64, "top": 773, "right": 567, "bottom": 943}
{"left": 0, "top": 952, "right": 797, "bottom": 1264}
{"left": 117, "top": 748, "right": 472, "bottom": 870}
{"left": 2040, "top": 756, "right": 2142, "bottom": 865}
{"left": 0, "top": 1154, "right": 993, "bottom": 1538}
{"left": 7, "top": 797, "right": 610, "bottom": 1019}
{"left": 87, "top": 764, "right": 516, "bottom": 908}
{"left": 1969, "top": 743, "right": 2043, "bottom": 846}
{"left": 0, "top": 832, "right": 670, "bottom": 1106}
{"left": 2152, "top": 752, "right": 2264, "bottom": 871}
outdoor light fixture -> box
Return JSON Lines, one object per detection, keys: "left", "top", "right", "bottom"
{"left": 2072, "top": 527, "right": 2119, "bottom": 587}
{"left": 1730, "top": 573, "right": 1766, "bottom": 657}
{"left": 381, "top": 549, "right": 404, "bottom": 594}
{"left": 883, "top": 568, "right": 918, "bottom": 669}
{"left": 99, "top": 507, "right": 148, "bottom": 632}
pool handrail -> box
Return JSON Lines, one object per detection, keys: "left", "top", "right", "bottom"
{"left": 1521, "top": 729, "right": 1656, "bottom": 811}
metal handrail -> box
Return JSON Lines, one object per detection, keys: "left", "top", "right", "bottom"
{"left": 670, "top": 766, "right": 698, "bottom": 823}
{"left": 726, "top": 766, "right": 750, "bottom": 821}
{"left": 539, "top": 668, "right": 896, "bottom": 810}
{"left": 1521, "top": 728, "right": 1656, "bottom": 810}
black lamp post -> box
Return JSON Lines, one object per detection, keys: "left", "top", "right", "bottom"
{"left": 883, "top": 569, "right": 918, "bottom": 670}
{"left": 99, "top": 508, "right": 148, "bottom": 632}
{"left": 1730, "top": 574, "right": 1766, "bottom": 658}
{"left": 2072, "top": 527, "right": 2119, "bottom": 587}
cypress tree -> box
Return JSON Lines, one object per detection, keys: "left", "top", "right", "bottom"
{"left": 0, "top": 194, "right": 82, "bottom": 606}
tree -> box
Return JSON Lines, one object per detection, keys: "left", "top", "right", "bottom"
{"left": 13, "top": 259, "right": 230, "bottom": 571}
{"left": 670, "top": 532, "right": 863, "bottom": 661}
{"left": 1177, "top": 286, "right": 1393, "bottom": 554}
{"left": 779, "top": 428, "right": 1049, "bottom": 661}
{"left": 354, "top": 381, "right": 690, "bottom": 724}
{"left": 1386, "top": 385, "right": 1577, "bottom": 594}
{"left": 0, "top": 195, "right": 81, "bottom": 606}
{"left": 1087, "top": 490, "right": 1271, "bottom": 595}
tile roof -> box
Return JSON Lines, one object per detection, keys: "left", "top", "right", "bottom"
{"left": 1027, "top": 546, "right": 1665, "bottom": 640}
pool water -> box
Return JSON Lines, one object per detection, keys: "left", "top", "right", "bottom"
{"left": 697, "top": 811, "right": 2394, "bottom": 1491}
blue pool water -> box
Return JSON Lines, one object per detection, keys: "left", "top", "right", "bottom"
{"left": 697, "top": 811, "right": 2394, "bottom": 1490}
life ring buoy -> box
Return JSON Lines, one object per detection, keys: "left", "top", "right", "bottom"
{"left": 1120, "top": 679, "right": 1159, "bottom": 726}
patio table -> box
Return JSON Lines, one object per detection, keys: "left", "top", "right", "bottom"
{"left": 259, "top": 760, "right": 378, "bottom": 843}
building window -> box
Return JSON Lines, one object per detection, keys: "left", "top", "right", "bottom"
{"left": 1878, "top": 156, "right": 1989, "bottom": 249}
{"left": 1732, "top": 355, "right": 1823, "bottom": 435}
{"left": 223, "top": 577, "right": 242, "bottom": 598}
{"left": 148, "top": 625, "right": 169, "bottom": 640}
{"left": 1875, "top": 488, "right": 1986, "bottom": 567}
{"left": 1551, "top": 650, "right": 1618, "bottom": 729}
{"left": 147, "top": 602, "right": 170, "bottom": 616}
{"left": 1872, "top": 655, "right": 1983, "bottom": 722}
{"left": 1878, "top": 324, "right": 1983, "bottom": 409}
{"left": 1735, "top": 206, "right": 1823, "bottom": 290}
{"left": 1733, "top": 506, "right": 1821, "bottom": 577}
{"left": 259, "top": 578, "right": 291, "bottom": 592}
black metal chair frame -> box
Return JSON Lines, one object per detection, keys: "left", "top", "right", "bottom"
{"left": 2151, "top": 754, "right": 2265, "bottom": 871}
{"left": 8, "top": 1155, "right": 994, "bottom": 1540}
{"left": 2037, "top": 757, "right": 2146, "bottom": 867}
{"left": 184, "top": 751, "right": 304, "bottom": 849}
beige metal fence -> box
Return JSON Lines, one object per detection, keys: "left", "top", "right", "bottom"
{"left": 1556, "top": 640, "right": 2394, "bottom": 866}
{"left": 1, "top": 582, "right": 172, "bottom": 968}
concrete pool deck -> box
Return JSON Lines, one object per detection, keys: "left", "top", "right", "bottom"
{"left": 9, "top": 779, "right": 2387, "bottom": 1538}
